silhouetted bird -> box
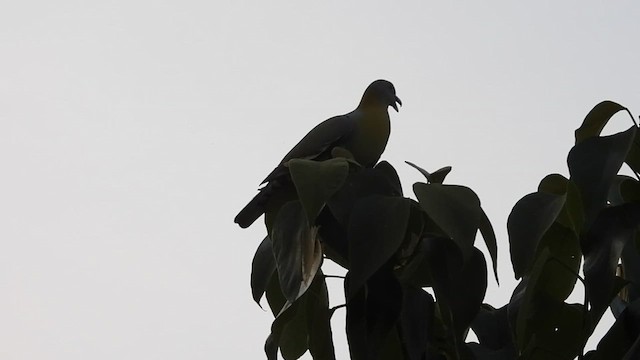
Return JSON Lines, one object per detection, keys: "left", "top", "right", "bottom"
{"left": 234, "top": 80, "right": 401, "bottom": 228}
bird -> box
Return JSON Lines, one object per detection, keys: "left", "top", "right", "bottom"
{"left": 234, "top": 79, "right": 402, "bottom": 229}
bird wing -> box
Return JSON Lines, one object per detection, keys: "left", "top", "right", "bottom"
{"left": 261, "top": 112, "right": 358, "bottom": 184}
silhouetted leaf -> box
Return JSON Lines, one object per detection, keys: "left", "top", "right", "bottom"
{"left": 306, "top": 274, "right": 336, "bottom": 360}
{"left": 316, "top": 209, "right": 349, "bottom": 268}
{"left": 413, "top": 183, "right": 482, "bottom": 261}
{"left": 265, "top": 272, "right": 287, "bottom": 317}
{"left": 345, "top": 269, "right": 403, "bottom": 360}
{"left": 479, "top": 208, "right": 499, "bottom": 284}
{"left": 288, "top": 158, "right": 349, "bottom": 224}
{"left": 516, "top": 247, "right": 550, "bottom": 351}
{"left": 264, "top": 272, "right": 331, "bottom": 360}
{"left": 399, "top": 286, "right": 435, "bottom": 360}
{"left": 466, "top": 342, "right": 514, "bottom": 360}
{"left": 251, "top": 236, "right": 277, "bottom": 307}
{"left": 327, "top": 167, "right": 400, "bottom": 226}
{"left": 591, "top": 298, "right": 640, "bottom": 360}
{"left": 471, "top": 304, "right": 513, "bottom": 352}
{"left": 279, "top": 304, "right": 309, "bottom": 360}
{"left": 429, "top": 166, "right": 453, "bottom": 184}
{"left": 405, "top": 161, "right": 452, "bottom": 184}
{"left": 426, "top": 239, "right": 487, "bottom": 355}
{"left": 375, "top": 161, "right": 403, "bottom": 196}
{"left": 405, "top": 161, "right": 431, "bottom": 180}
{"left": 538, "top": 174, "right": 585, "bottom": 234}
{"left": 347, "top": 195, "right": 411, "bottom": 297}
{"left": 583, "top": 203, "right": 640, "bottom": 323}
{"left": 575, "top": 100, "right": 627, "bottom": 144}
{"left": 568, "top": 126, "right": 637, "bottom": 230}
{"left": 395, "top": 235, "right": 434, "bottom": 288}
{"left": 272, "top": 201, "right": 323, "bottom": 303}
{"left": 621, "top": 236, "right": 640, "bottom": 302}
{"left": 516, "top": 247, "right": 586, "bottom": 358}
{"left": 625, "top": 129, "right": 640, "bottom": 174}
{"left": 507, "top": 192, "right": 566, "bottom": 279}
{"left": 536, "top": 223, "right": 582, "bottom": 302}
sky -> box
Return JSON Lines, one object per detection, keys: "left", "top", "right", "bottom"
{"left": 1, "top": 1, "right": 639, "bottom": 359}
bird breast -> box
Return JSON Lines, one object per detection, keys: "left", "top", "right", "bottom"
{"left": 347, "top": 110, "right": 391, "bottom": 167}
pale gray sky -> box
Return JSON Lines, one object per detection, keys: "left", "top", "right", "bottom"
{"left": 1, "top": 1, "right": 639, "bottom": 359}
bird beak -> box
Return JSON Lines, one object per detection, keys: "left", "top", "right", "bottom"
{"left": 391, "top": 96, "right": 402, "bottom": 112}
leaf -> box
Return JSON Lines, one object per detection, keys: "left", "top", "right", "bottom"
{"left": 507, "top": 192, "right": 566, "bottom": 279}
{"left": 405, "top": 161, "right": 452, "bottom": 184}
{"left": 471, "top": 304, "right": 515, "bottom": 354}
{"left": 264, "top": 272, "right": 330, "bottom": 360}
{"left": 583, "top": 203, "right": 640, "bottom": 324}
{"left": 413, "top": 183, "right": 482, "bottom": 261}
{"left": 425, "top": 239, "right": 487, "bottom": 355}
{"left": 345, "top": 268, "right": 403, "bottom": 360}
{"left": 347, "top": 195, "right": 411, "bottom": 297}
{"left": 535, "top": 223, "right": 582, "bottom": 302}
{"left": 374, "top": 161, "right": 403, "bottom": 196}
{"left": 271, "top": 201, "right": 323, "bottom": 303}
{"left": 466, "top": 342, "right": 515, "bottom": 360}
{"left": 479, "top": 208, "right": 499, "bottom": 284}
{"left": 568, "top": 126, "right": 637, "bottom": 230}
{"left": 515, "top": 248, "right": 586, "bottom": 359}
{"left": 538, "top": 174, "right": 585, "bottom": 235}
{"left": 624, "top": 129, "right": 640, "bottom": 174}
{"left": 405, "top": 161, "right": 431, "bottom": 180}
{"left": 621, "top": 235, "right": 640, "bottom": 302}
{"left": 288, "top": 158, "right": 349, "bottom": 224}
{"left": 327, "top": 167, "right": 401, "bottom": 226}
{"left": 251, "top": 236, "right": 277, "bottom": 307}
{"left": 399, "top": 287, "right": 434, "bottom": 360}
{"left": 575, "top": 100, "right": 627, "bottom": 144}
{"left": 429, "top": 166, "right": 453, "bottom": 184}
{"left": 306, "top": 274, "right": 336, "bottom": 360}
{"left": 591, "top": 298, "right": 640, "bottom": 360}
{"left": 516, "top": 247, "right": 550, "bottom": 351}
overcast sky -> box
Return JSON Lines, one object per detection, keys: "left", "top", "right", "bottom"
{"left": 1, "top": 1, "right": 639, "bottom": 359}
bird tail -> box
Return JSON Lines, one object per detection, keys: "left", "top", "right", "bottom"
{"left": 234, "top": 194, "right": 266, "bottom": 229}
{"left": 234, "top": 183, "right": 278, "bottom": 228}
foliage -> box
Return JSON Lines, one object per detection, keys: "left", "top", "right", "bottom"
{"left": 245, "top": 101, "right": 640, "bottom": 360}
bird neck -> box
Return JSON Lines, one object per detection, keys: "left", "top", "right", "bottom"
{"left": 358, "top": 95, "right": 388, "bottom": 111}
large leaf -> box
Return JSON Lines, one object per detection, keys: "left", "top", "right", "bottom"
{"left": 583, "top": 203, "right": 640, "bottom": 324}
{"left": 347, "top": 195, "right": 411, "bottom": 297}
{"left": 535, "top": 222, "right": 582, "bottom": 302}
{"left": 425, "top": 239, "right": 487, "bottom": 356}
{"left": 471, "top": 304, "right": 515, "bottom": 355}
{"left": 479, "top": 208, "right": 499, "bottom": 284}
{"left": 624, "top": 129, "right": 640, "bottom": 174}
{"left": 374, "top": 161, "right": 403, "bottom": 196}
{"left": 327, "top": 167, "right": 401, "bottom": 226}
{"left": 264, "top": 272, "right": 332, "bottom": 360}
{"left": 399, "top": 286, "right": 435, "bottom": 360}
{"left": 305, "top": 274, "right": 336, "bottom": 360}
{"left": 251, "top": 236, "right": 277, "bottom": 307}
{"left": 271, "top": 200, "right": 323, "bottom": 303}
{"left": 288, "top": 158, "right": 349, "bottom": 224}
{"left": 515, "top": 248, "right": 586, "bottom": 358}
{"left": 413, "top": 183, "right": 482, "bottom": 261}
{"left": 621, "top": 236, "right": 640, "bottom": 302}
{"left": 345, "top": 268, "right": 403, "bottom": 360}
{"left": 538, "top": 174, "right": 585, "bottom": 235}
{"left": 591, "top": 298, "right": 640, "bottom": 360}
{"left": 507, "top": 191, "right": 566, "bottom": 279}
{"left": 575, "top": 100, "right": 627, "bottom": 144}
{"left": 568, "top": 126, "right": 637, "bottom": 230}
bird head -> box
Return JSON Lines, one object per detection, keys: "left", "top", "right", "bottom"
{"left": 360, "top": 79, "right": 402, "bottom": 112}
